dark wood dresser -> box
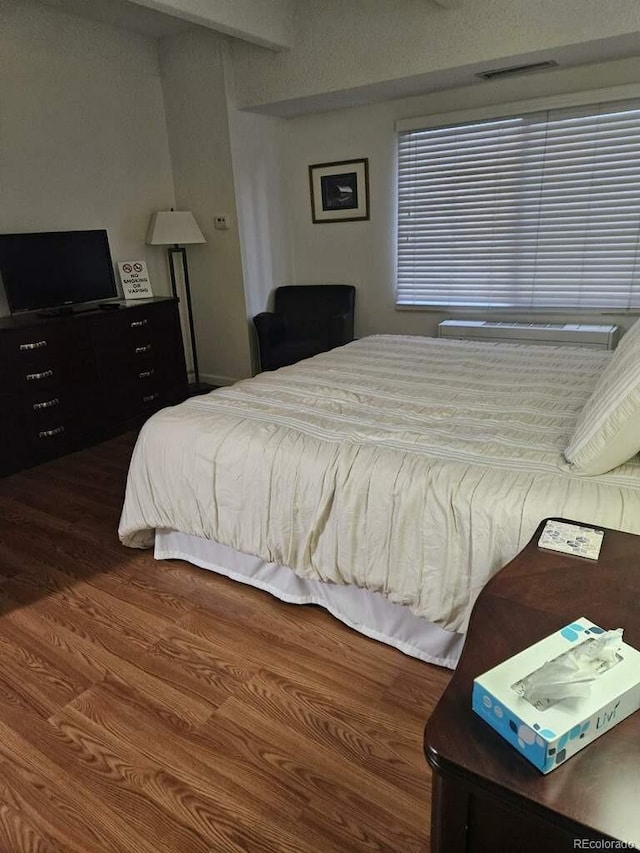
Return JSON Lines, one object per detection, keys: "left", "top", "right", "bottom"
{"left": 0, "top": 298, "right": 187, "bottom": 476}
{"left": 424, "top": 518, "right": 640, "bottom": 852}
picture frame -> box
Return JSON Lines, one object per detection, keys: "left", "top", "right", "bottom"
{"left": 309, "top": 158, "right": 370, "bottom": 223}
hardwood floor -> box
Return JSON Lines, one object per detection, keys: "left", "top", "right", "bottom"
{"left": 0, "top": 435, "right": 451, "bottom": 852}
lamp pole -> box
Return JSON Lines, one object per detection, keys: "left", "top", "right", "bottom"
{"left": 147, "top": 210, "right": 205, "bottom": 393}
{"left": 168, "top": 244, "right": 199, "bottom": 388}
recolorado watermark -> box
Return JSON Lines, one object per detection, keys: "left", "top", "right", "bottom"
{"left": 574, "top": 841, "right": 638, "bottom": 850}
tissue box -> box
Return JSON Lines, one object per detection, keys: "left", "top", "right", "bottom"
{"left": 472, "top": 617, "right": 640, "bottom": 773}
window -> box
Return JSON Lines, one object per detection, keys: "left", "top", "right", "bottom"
{"left": 396, "top": 98, "right": 640, "bottom": 310}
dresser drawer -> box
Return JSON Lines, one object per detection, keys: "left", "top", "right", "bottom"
{"left": 97, "top": 339, "right": 159, "bottom": 373}
{"left": 18, "top": 384, "right": 97, "bottom": 424}
{"left": 99, "top": 375, "right": 175, "bottom": 420}
{"left": 22, "top": 402, "right": 99, "bottom": 458}
{"left": 91, "top": 300, "right": 180, "bottom": 354}
{"left": 12, "top": 360, "right": 93, "bottom": 394}
{"left": 101, "top": 352, "right": 182, "bottom": 389}
{"left": 92, "top": 301, "right": 185, "bottom": 392}
{"left": 3, "top": 321, "right": 93, "bottom": 392}
{"left": 3, "top": 320, "right": 91, "bottom": 362}
{"left": 25, "top": 422, "right": 72, "bottom": 458}
{"left": 92, "top": 301, "right": 186, "bottom": 425}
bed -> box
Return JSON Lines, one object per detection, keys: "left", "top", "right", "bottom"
{"left": 119, "top": 332, "right": 640, "bottom": 668}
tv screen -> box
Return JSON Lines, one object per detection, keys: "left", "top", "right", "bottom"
{"left": 0, "top": 229, "right": 118, "bottom": 313}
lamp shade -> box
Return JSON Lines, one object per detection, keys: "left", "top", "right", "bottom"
{"left": 146, "top": 210, "right": 206, "bottom": 246}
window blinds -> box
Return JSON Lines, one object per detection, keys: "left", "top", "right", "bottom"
{"left": 396, "top": 99, "right": 640, "bottom": 310}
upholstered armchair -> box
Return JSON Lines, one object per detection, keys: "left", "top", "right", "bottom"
{"left": 253, "top": 284, "right": 356, "bottom": 372}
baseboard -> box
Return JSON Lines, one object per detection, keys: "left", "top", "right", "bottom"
{"left": 198, "top": 372, "right": 241, "bottom": 388}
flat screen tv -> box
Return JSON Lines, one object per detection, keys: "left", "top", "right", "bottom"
{"left": 0, "top": 229, "right": 118, "bottom": 314}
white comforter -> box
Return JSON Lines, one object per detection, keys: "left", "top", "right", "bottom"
{"left": 119, "top": 335, "right": 640, "bottom": 632}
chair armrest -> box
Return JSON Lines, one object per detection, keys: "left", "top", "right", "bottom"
{"left": 329, "top": 310, "right": 355, "bottom": 347}
{"left": 253, "top": 312, "right": 286, "bottom": 347}
{"left": 253, "top": 312, "right": 288, "bottom": 371}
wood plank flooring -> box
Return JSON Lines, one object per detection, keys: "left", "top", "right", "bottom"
{"left": 0, "top": 434, "right": 451, "bottom": 852}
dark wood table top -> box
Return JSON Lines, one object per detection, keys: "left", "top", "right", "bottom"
{"left": 424, "top": 517, "right": 640, "bottom": 847}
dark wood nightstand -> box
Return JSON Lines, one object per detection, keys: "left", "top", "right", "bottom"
{"left": 424, "top": 518, "right": 640, "bottom": 852}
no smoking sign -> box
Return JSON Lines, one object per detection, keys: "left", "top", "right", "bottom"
{"left": 118, "top": 260, "right": 153, "bottom": 300}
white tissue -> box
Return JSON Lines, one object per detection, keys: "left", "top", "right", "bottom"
{"left": 512, "top": 629, "right": 624, "bottom": 710}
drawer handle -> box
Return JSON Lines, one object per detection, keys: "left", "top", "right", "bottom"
{"left": 142, "top": 393, "right": 159, "bottom": 403}
{"left": 130, "top": 319, "right": 148, "bottom": 328}
{"left": 38, "top": 426, "right": 65, "bottom": 439}
{"left": 19, "top": 340, "right": 48, "bottom": 351}
{"left": 138, "top": 369, "right": 155, "bottom": 379}
{"left": 26, "top": 369, "right": 54, "bottom": 381}
{"left": 135, "top": 344, "right": 152, "bottom": 354}
{"left": 33, "top": 398, "right": 60, "bottom": 411}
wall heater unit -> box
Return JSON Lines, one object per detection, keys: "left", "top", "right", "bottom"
{"left": 438, "top": 320, "right": 619, "bottom": 350}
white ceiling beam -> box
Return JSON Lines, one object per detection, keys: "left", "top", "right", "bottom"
{"left": 126, "top": 0, "right": 295, "bottom": 49}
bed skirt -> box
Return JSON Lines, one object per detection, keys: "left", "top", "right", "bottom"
{"left": 154, "top": 530, "right": 465, "bottom": 669}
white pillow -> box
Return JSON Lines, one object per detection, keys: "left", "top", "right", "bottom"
{"left": 565, "top": 329, "right": 640, "bottom": 475}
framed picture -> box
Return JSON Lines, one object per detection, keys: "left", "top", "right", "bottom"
{"left": 309, "top": 158, "right": 370, "bottom": 223}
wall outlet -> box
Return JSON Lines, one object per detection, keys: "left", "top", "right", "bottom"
{"left": 214, "top": 215, "right": 230, "bottom": 230}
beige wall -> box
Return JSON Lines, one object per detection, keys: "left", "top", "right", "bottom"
{"left": 5, "top": 0, "right": 639, "bottom": 380}
{"left": 0, "top": 0, "right": 176, "bottom": 313}
{"left": 227, "top": 99, "right": 293, "bottom": 371}
{"left": 1, "top": 0, "right": 254, "bottom": 383}
{"left": 226, "top": 2, "right": 640, "bottom": 350}
{"left": 233, "top": 58, "right": 640, "bottom": 339}
{"left": 158, "top": 27, "right": 253, "bottom": 384}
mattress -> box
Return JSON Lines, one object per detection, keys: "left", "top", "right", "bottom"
{"left": 119, "top": 335, "right": 640, "bottom": 633}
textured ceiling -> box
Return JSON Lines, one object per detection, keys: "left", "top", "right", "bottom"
{"left": 36, "top": 0, "right": 193, "bottom": 38}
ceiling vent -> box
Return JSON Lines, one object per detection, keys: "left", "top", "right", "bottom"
{"left": 476, "top": 60, "right": 558, "bottom": 81}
